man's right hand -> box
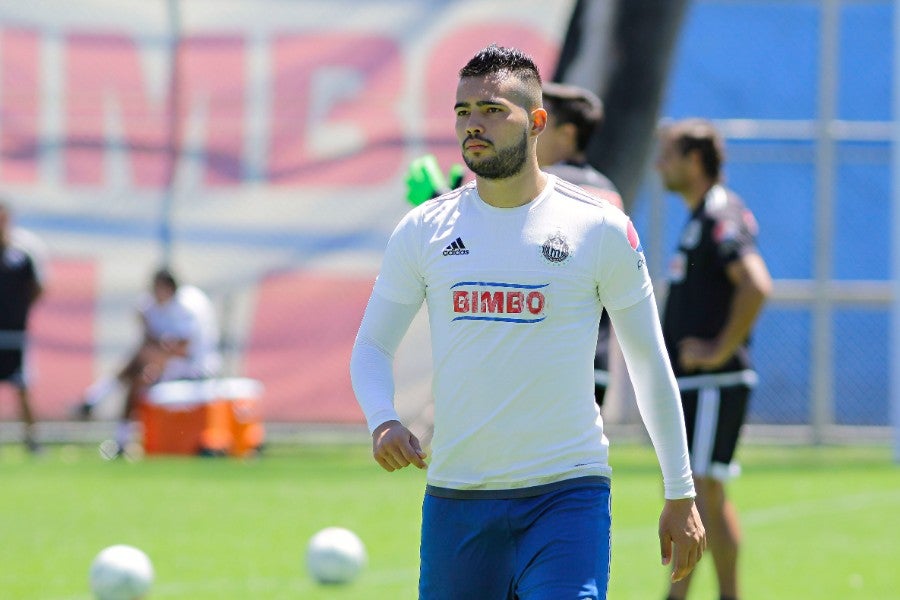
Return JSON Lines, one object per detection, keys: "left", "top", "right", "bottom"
{"left": 372, "top": 420, "right": 428, "bottom": 471}
{"left": 659, "top": 497, "right": 706, "bottom": 582}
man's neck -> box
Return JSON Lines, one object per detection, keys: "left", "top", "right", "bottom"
{"left": 682, "top": 180, "right": 716, "bottom": 211}
{"left": 476, "top": 164, "right": 548, "bottom": 208}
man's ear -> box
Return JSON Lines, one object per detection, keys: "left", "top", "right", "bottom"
{"left": 530, "top": 108, "right": 548, "bottom": 135}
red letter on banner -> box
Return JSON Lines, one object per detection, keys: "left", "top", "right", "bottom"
{"left": 65, "top": 33, "right": 246, "bottom": 189}
{"left": 65, "top": 34, "right": 169, "bottom": 187}
{"left": 0, "top": 30, "right": 40, "bottom": 183}
{"left": 269, "top": 33, "right": 402, "bottom": 185}
{"left": 179, "top": 36, "right": 246, "bottom": 186}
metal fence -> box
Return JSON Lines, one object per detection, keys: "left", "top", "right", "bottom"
{"left": 616, "top": 0, "right": 895, "bottom": 445}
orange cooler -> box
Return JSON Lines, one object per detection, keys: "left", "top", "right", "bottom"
{"left": 141, "top": 378, "right": 265, "bottom": 457}
{"left": 218, "top": 378, "right": 266, "bottom": 457}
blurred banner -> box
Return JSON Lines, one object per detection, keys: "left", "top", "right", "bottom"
{"left": 1, "top": 1, "right": 893, "bottom": 438}
{"left": 0, "top": 0, "right": 576, "bottom": 423}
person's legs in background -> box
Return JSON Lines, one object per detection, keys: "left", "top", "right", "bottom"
{"left": 14, "top": 382, "right": 41, "bottom": 453}
{"left": 667, "top": 385, "right": 748, "bottom": 600}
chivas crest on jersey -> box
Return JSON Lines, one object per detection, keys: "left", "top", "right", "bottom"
{"left": 541, "top": 232, "right": 570, "bottom": 264}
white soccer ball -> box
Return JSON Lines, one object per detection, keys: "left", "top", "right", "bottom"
{"left": 89, "top": 544, "right": 154, "bottom": 600}
{"left": 306, "top": 526, "right": 367, "bottom": 585}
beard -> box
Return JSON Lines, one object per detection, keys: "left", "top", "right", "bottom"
{"left": 463, "top": 130, "right": 528, "bottom": 180}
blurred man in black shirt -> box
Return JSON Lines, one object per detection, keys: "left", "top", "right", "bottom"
{"left": 0, "top": 200, "right": 45, "bottom": 454}
{"left": 656, "top": 119, "right": 772, "bottom": 600}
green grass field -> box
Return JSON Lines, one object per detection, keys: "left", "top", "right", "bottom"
{"left": 2, "top": 440, "right": 897, "bottom": 599}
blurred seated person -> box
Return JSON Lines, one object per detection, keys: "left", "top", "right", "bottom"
{"left": 76, "top": 268, "right": 221, "bottom": 452}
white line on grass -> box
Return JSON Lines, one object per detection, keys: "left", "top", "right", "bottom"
{"left": 612, "top": 489, "right": 900, "bottom": 545}
{"left": 740, "top": 489, "right": 900, "bottom": 527}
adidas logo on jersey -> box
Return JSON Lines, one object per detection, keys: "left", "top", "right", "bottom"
{"left": 443, "top": 237, "right": 469, "bottom": 256}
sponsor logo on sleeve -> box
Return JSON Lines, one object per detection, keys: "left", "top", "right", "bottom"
{"left": 627, "top": 220, "right": 643, "bottom": 253}
{"left": 742, "top": 209, "right": 759, "bottom": 236}
{"left": 713, "top": 219, "right": 741, "bottom": 245}
{"left": 627, "top": 220, "right": 645, "bottom": 269}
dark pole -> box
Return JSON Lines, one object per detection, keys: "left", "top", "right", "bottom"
{"left": 161, "top": 0, "right": 183, "bottom": 266}
{"left": 555, "top": 0, "right": 691, "bottom": 212}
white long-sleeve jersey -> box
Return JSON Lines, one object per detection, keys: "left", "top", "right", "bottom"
{"left": 351, "top": 175, "right": 694, "bottom": 499}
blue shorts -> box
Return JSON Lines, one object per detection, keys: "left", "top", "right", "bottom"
{"left": 419, "top": 478, "right": 611, "bottom": 600}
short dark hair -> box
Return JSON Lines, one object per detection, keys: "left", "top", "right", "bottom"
{"left": 542, "top": 82, "right": 603, "bottom": 151}
{"left": 153, "top": 267, "right": 179, "bottom": 291}
{"left": 459, "top": 44, "right": 543, "bottom": 107}
{"left": 668, "top": 118, "right": 725, "bottom": 181}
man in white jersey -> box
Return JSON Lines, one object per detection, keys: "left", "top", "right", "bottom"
{"left": 350, "top": 44, "right": 705, "bottom": 599}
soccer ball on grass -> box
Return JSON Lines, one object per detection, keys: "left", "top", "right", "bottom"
{"left": 89, "top": 544, "right": 154, "bottom": 600}
{"left": 306, "top": 526, "right": 367, "bottom": 585}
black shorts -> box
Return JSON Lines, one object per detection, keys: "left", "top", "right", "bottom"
{"left": 593, "top": 381, "right": 607, "bottom": 408}
{"left": 681, "top": 384, "right": 750, "bottom": 481}
{"left": 0, "top": 349, "right": 26, "bottom": 387}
